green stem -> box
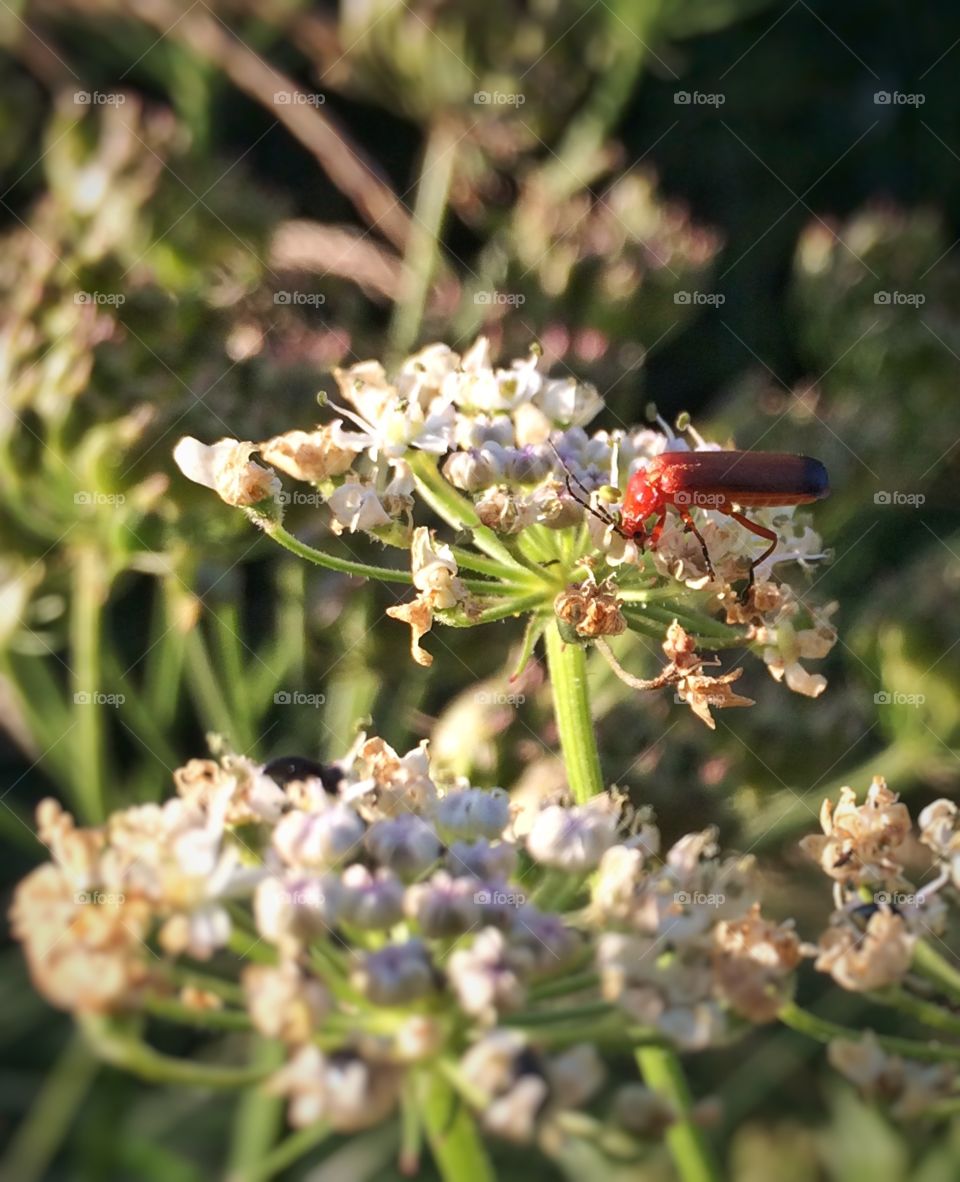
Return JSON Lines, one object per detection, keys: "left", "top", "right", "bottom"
{"left": 528, "top": 970, "right": 600, "bottom": 1002}
{"left": 912, "top": 940, "right": 960, "bottom": 1006}
{"left": 870, "top": 986, "right": 960, "bottom": 1038}
{"left": 543, "top": 621, "right": 603, "bottom": 803}
{"left": 544, "top": 619, "right": 718, "bottom": 1181}
{"left": 778, "top": 1001, "right": 960, "bottom": 1063}
{"left": 501, "top": 1000, "right": 614, "bottom": 1027}
{"left": 635, "top": 1046, "right": 721, "bottom": 1182}
{"left": 230, "top": 1120, "right": 330, "bottom": 1182}
{"left": 419, "top": 1069, "right": 495, "bottom": 1182}
{"left": 78, "top": 1015, "right": 275, "bottom": 1088}
{"left": 262, "top": 522, "right": 413, "bottom": 583}
{"left": 0, "top": 1030, "right": 99, "bottom": 1182}
{"left": 226, "top": 1041, "right": 286, "bottom": 1182}
{"left": 143, "top": 994, "right": 254, "bottom": 1032}
{"left": 407, "top": 452, "right": 528, "bottom": 571}
{"left": 448, "top": 545, "right": 531, "bottom": 581}
{"left": 70, "top": 547, "right": 109, "bottom": 821}
{"left": 439, "top": 594, "right": 548, "bottom": 628}
{"left": 184, "top": 627, "right": 238, "bottom": 743}
{"left": 388, "top": 117, "right": 458, "bottom": 358}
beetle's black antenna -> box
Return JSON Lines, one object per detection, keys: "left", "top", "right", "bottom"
{"left": 548, "top": 442, "right": 625, "bottom": 535}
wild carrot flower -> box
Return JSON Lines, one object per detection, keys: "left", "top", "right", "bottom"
{"left": 173, "top": 337, "right": 837, "bottom": 723}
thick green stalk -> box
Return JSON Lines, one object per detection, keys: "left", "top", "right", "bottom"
{"left": 543, "top": 618, "right": 719, "bottom": 1181}
{"left": 635, "top": 1046, "right": 722, "bottom": 1182}
{"left": 419, "top": 1069, "right": 495, "bottom": 1182}
{"left": 543, "top": 621, "right": 603, "bottom": 803}
{"left": 388, "top": 117, "right": 458, "bottom": 358}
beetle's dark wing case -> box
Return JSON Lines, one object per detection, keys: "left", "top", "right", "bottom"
{"left": 656, "top": 451, "right": 829, "bottom": 500}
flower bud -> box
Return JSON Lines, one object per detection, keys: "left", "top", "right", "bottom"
{"left": 436, "top": 787, "right": 511, "bottom": 842}
{"left": 273, "top": 804, "right": 365, "bottom": 869}
{"left": 365, "top": 814, "right": 442, "bottom": 880}
{"left": 339, "top": 864, "right": 404, "bottom": 930}
{"left": 352, "top": 939, "right": 435, "bottom": 1005}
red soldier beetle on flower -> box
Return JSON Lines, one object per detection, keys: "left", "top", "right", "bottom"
{"left": 558, "top": 446, "right": 830, "bottom": 591}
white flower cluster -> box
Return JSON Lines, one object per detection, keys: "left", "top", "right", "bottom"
{"left": 10, "top": 734, "right": 808, "bottom": 1141}
{"left": 173, "top": 337, "right": 829, "bottom": 582}
{"left": 172, "top": 337, "right": 837, "bottom": 697}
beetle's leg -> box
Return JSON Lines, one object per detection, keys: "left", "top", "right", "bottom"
{"left": 728, "top": 511, "right": 778, "bottom": 592}
{"left": 647, "top": 511, "right": 666, "bottom": 549}
{"left": 677, "top": 506, "right": 717, "bottom": 580}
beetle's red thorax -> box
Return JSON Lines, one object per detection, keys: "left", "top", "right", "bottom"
{"left": 621, "top": 468, "right": 665, "bottom": 535}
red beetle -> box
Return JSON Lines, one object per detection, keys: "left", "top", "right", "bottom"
{"left": 619, "top": 450, "right": 830, "bottom": 585}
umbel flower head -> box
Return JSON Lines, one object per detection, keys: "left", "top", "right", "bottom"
{"left": 12, "top": 737, "right": 808, "bottom": 1145}
{"left": 173, "top": 337, "right": 837, "bottom": 724}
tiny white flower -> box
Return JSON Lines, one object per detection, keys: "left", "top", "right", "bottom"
{"left": 533, "top": 376, "right": 602, "bottom": 426}
{"left": 273, "top": 804, "right": 365, "bottom": 869}
{"left": 526, "top": 798, "right": 620, "bottom": 872}
{"left": 326, "top": 481, "right": 392, "bottom": 533}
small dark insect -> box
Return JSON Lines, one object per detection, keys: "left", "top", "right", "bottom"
{"left": 558, "top": 446, "right": 829, "bottom": 590}
{"left": 850, "top": 900, "right": 901, "bottom": 928}
{"left": 262, "top": 755, "right": 343, "bottom": 793}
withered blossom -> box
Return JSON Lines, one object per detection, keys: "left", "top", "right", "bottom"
{"left": 813, "top": 907, "right": 915, "bottom": 992}
{"left": 173, "top": 437, "right": 281, "bottom": 508}
{"left": 799, "top": 777, "right": 911, "bottom": 887}
{"left": 258, "top": 426, "right": 357, "bottom": 482}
